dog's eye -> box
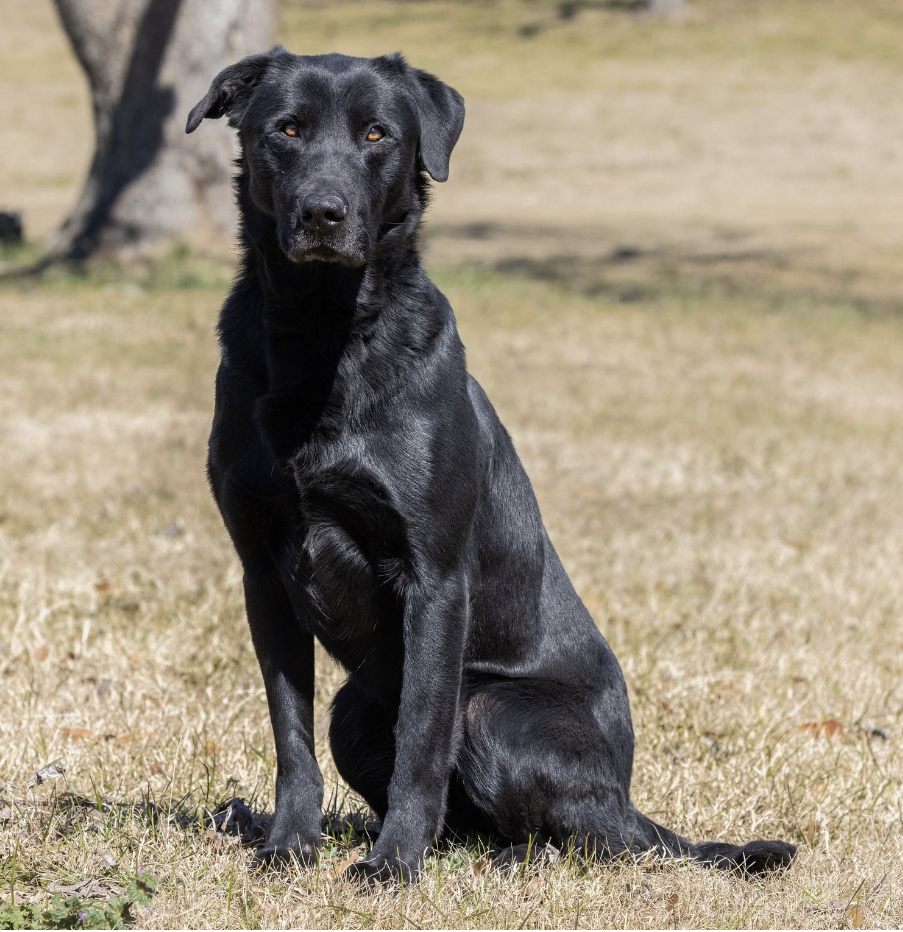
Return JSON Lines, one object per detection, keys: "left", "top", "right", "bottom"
{"left": 365, "top": 126, "right": 384, "bottom": 142}
{"left": 282, "top": 123, "right": 300, "bottom": 137}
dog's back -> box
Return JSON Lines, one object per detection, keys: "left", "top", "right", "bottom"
{"left": 190, "top": 48, "right": 796, "bottom": 884}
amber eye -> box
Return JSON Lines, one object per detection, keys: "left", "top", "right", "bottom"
{"left": 282, "top": 123, "right": 299, "bottom": 137}
{"left": 366, "top": 125, "right": 384, "bottom": 142}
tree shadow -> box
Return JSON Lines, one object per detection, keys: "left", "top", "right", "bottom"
{"left": 519, "top": 0, "right": 653, "bottom": 38}
{"left": 425, "top": 219, "right": 802, "bottom": 304}
{"left": 424, "top": 218, "right": 903, "bottom": 316}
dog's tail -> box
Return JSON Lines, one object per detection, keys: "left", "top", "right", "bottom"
{"left": 630, "top": 808, "right": 797, "bottom": 875}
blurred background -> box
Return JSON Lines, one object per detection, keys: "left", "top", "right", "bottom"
{"left": 1, "top": 1, "right": 902, "bottom": 928}
{"left": 4, "top": 0, "right": 903, "bottom": 301}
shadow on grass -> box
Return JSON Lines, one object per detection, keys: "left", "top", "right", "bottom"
{"left": 3, "top": 787, "right": 563, "bottom": 880}
{"left": 425, "top": 221, "right": 903, "bottom": 318}
{"left": 0, "top": 241, "right": 232, "bottom": 292}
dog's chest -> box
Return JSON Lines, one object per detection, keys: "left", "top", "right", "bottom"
{"left": 218, "top": 434, "right": 410, "bottom": 666}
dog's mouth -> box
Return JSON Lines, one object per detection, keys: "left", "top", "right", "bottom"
{"left": 281, "top": 231, "right": 368, "bottom": 268}
{"left": 296, "top": 244, "right": 347, "bottom": 263}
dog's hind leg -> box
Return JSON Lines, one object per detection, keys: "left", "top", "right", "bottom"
{"left": 453, "top": 678, "right": 642, "bottom": 856}
{"left": 329, "top": 678, "right": 396, "bottom": 820}
{"left": 455, "top": 678, "right": 795, "bottom": 874}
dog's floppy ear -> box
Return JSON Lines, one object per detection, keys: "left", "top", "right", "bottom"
{"left": 410, "top": 67, "right": 465, "bottom": 182}
{"left": 186, "top": 47, "right": 283, "bottom": 134}
{"left": 403, "top": 61, "right": 465, "bottom": 183}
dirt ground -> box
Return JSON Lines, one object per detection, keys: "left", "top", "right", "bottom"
{"left": 1, "top": 0, "right": 902, "bottom": 927}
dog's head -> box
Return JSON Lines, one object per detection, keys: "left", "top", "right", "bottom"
{"left": 186, "top": 48, "right": 464, "bottom": 267}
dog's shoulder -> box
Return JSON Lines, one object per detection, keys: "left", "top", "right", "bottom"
{"left": 216, "top": 275, "right": 268, "bottom": 373}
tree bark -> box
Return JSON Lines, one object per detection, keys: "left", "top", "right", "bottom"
{"left": 49, "top": 0, "right": 274, "bottom": 259}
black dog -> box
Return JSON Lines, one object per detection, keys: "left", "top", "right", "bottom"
{"left": 186, "top": 47, "right": 795, "bottom": 886}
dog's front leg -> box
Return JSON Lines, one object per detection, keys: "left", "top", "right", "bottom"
{"left": 243, "top": 570, "right": 324, "bottom": 868}
{"left": 345, "top": 572, "right": 467, "bottom": 887}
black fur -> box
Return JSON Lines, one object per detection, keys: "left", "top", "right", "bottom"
{"left": 186, "top": 48, "right": 796, "bottom": 886}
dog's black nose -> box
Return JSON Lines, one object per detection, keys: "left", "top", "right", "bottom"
{"left": 300, "top": 194, "right": 348, "bottom": 231}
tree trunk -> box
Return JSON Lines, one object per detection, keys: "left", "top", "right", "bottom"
{"left": 49, "top": 0, "right": 274, "bottom": 259}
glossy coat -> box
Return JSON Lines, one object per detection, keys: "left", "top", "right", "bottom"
{"left": 186, "top": 48, "right": 796, "bottom": 885}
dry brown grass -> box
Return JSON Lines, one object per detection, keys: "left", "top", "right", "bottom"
{"left": 2, "top": 0, "right": 902, "bottom": 928}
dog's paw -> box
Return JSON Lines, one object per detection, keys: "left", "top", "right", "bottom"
{"left": 251, "top": 836, "right": 320, "bottom": 872}
{"left": 735, "top": 840, "right": 797, "bottom": 874}
{"left": 694, "top": 838, "right": 797, "bottom": 875}
{"left": 342, "top": 852, "right": 418, "bottom": 890}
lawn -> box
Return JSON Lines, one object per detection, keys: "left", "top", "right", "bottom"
{"left": 1, "top": 0, "right": 902, "bottom": 927}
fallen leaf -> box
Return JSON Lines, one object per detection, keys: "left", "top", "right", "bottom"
{"left": 205, "top": 827, "right": 228, "bottom": 851}
{"left": 61, "top": 727, "right": 96, "bottom": 741}
{"left": 845, "top": 905, "right": 864, "bottom": 928}
{"left": 95, "top": 580, "right": 112, "bottom": 592}
{"left": 206, "top": 740, "right": 218, "bottom": 754}
{"left": 625, "top": 882, "right": 653, "bottom": 897}
{"left": 150, "top": 762, "right": 164, "bottom": 775}
{"left": 822, "top": 719, "right": 845, "bottom": 738}
{"left": 469, "top": 856, "right": 490, "bottom": 879}
{"left": 799, "top": 719, "right": 846, "bottom": 741}
{"left": 27, "top": 761, "right": 65, "bottom": 788}
{"left": 115, "top": 732, "right": 137, "bottom": 745}
{"left": 331, "top": 844, "right": 367, "bottom": 878}
{"left": 32, "top": 646, "right": 49, "bottom": 662}
{"left": 524, "top": 876, "right": 543, "bottom": 897}
{"left": 667, "top": 893, "right": 679, "bottom": 912}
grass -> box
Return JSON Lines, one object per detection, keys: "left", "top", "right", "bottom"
{"left": 2, "top": 0, "right": 903, "bottom": 927}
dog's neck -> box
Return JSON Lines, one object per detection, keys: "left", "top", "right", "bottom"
{"left": 231, "top": 172, "right": 449, "bottom": 440}
{"left": 236, "top": 171, "right": 429, "bottom": 338}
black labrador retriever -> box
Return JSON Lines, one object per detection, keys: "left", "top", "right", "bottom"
{"left": 186, "top": 47, "right": 795, "bottom": 886}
